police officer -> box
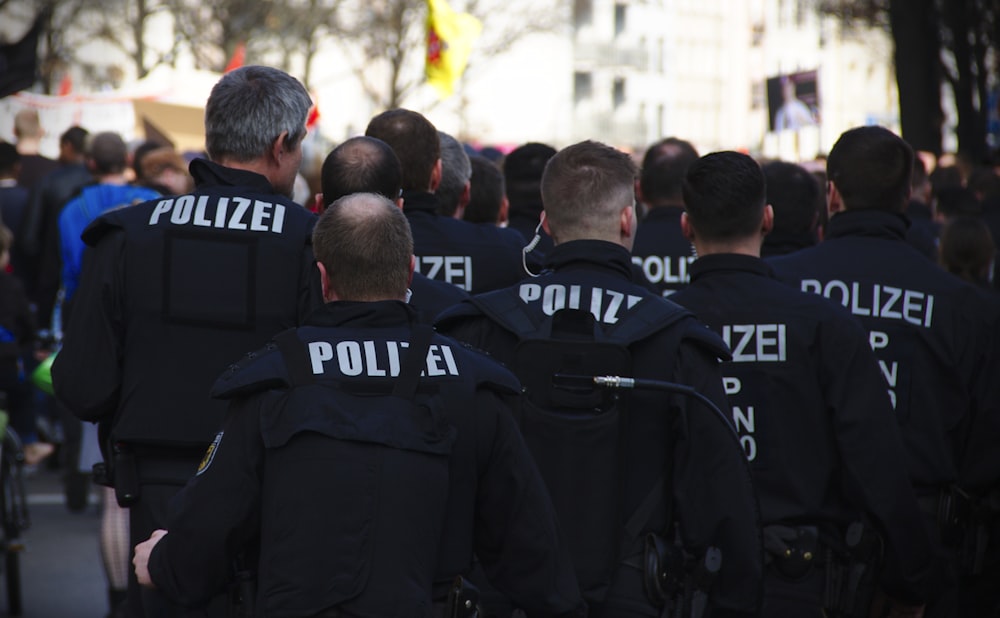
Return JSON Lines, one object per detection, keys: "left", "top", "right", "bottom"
{"left": 132, "top": 193, "right": 586, "bottom": 618}
{"left": 317, "top": 135, "right": 468, "bottom": 322}
{"left": 52, "top": 65, "right": 323, "bottom": 617}
{"left": 769, "top": 126, "right": 1000, "bottom": 617}
{"left": 759, "top": 160, "right": 822, "bottom": 257}
{"left": 365, "top": 109, "right": 525, "bottom": 294}
{"left": 438, "top": 140, "right": 763, "bottom": 617}
{"left": 631, "top": 137, "right": 699, "bottom": 296}
{"left": 502, "top": 142, "right": 556, "bottom": 272}
{"left": 671, "top": 151, "right": 935, "bottom": 617}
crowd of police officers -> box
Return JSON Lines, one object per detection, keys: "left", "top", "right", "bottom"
{"left": 43, "top": 65, "right": 1000, "bottom": 618}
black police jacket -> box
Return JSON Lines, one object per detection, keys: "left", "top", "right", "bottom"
{"left": 631, "top": 206, "right": 694, "bottom": 297}
{"left": 403, "top": 191, "right": 527, "bottom": 294}
{"left": 410, "top": 271, "right": 469, "bottom": 323}
{"left": 671, "top": 253, "right": 935, "bottom": 604}
{"left": 147, "top": 301, "right": 585, "bottom": 617}
{"left": 769, "top": 210, "right": 1000, "bottom": 493}
{"left": 438, "top": 240, "right": 764, "bottom": 617}
{"left": 52, "top": 159, "right": 323, "bottom": 449}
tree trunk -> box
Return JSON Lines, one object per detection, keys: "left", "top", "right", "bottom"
{"left": 942, "top": 0, "right": 988, "bottom": 162}
{"left": 889, "top": 0, "right": 944, "bottom": 155}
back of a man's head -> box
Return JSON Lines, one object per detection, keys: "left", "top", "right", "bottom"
{"left": 0, "top": 142, "right": 20, "bottom": 178}
{"left": 437, "top": 131, "right": 471, "bottom": 216}
{"left": 541, "top": 140, "right": 637, "bottom": 243}
{"left": 465, "top": 156, "right": 505, "bottom": 224}
{"left": 639, "top": 137, "right": 699, "bottom": 207}
{"left": 365, "top": 109, "right": 440, "bottom": 193}
{"left": 762, "top": 160, "right": 820, "bottom": 236}
{"left": 88, "top": 132, "right": 129, "bottom": 176}
{"left": 312, "top": 192, "right": 413, "bottom": 301}
{"left": 503, "top": 142, "right": 556, "bottom": 215}
{"left": 683, "top": 151, "right": 766, "bottom": 241}
{"left": 13, "top": 109, "right": 42, "bottom": 140}
{"left": 321, "top": 136, "right": 402, "bottom": 205}
{"left": 827, "top": 126, "right": 913, "bottom": 212}
{"left": 204, "top": 65, "right": 311, "bottom": 164}
{"left": 60, "top": 126, "right": 89, "bottom": 160}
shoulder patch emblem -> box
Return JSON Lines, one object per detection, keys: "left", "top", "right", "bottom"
{"left": 196, "top": 432, "right": 224, "bottom": 476}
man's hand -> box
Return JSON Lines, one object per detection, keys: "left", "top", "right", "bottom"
{"left": 133, "top": 529, "right": 168, "bottom": 588}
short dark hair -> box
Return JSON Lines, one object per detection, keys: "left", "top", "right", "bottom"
{"left": 464, "top": 156, "right": 505, "bottom": 224}
{"left": 320, "top": 136, "right": 402, "bottom": 205}
{"left": 939, "top": 215, "right": 995, "bottom": 284}
{"left": 762, "top": 160, "right": 820, "bottom": 236}
{"left": 503, "top": 142, "right": 556, "bottom": 216}
{"left": 827, "top": 126, "right": 913, "bottom": 212}
{"left": 639, "top": 137, "right": 699, "bottom": 206}
{"left": 60, "top": 126, "right": 89, "bottom": 155}
{"left": 88, "top": 132, "right": 128, "bottom": 175}
{"left": 0, "top": 142, "right": 20, "bottom": 176}
{"left": 365, "top": 109, "right": 440, "bottom": 192}
{"left": 683, "top": 151, "right": 766, "bottom": 241}
{"left": 312, "top": 193, "right": 413, "bottom": 301}
{"left": 132, "top": 140, "right": 166, "bottom": 181}
{"left": 541, "top": 140, "right": 637, "bottom": 242}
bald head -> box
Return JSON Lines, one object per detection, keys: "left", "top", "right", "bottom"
{"left": 321, "top": 136, "right": 402, "bottom": 205}
{"left": 312, "top": 193, "right": 414, "bottom": 301}
{"left": 13, "top": 109, "right": 42, "bottom": 140}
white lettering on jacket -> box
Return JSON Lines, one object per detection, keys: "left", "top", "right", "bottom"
{"left": 721, "top": 324, "right": 787, "bottom": 362}
{"left": 148, "top": 196, "right": 286, "bottom": 233}
{"left": 518, "top": 283, "right": 644, "bottom": 325}
{"left": 801, "top": 280, "right": 934, "bottom": 328}
{"left": 307, "top": 340, "right": 460, "bottom": 377}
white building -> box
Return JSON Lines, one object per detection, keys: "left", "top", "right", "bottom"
{"left": 0, "top": 0, "right": 901, "bottom": 162}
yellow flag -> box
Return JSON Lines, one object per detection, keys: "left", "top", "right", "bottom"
{"left": 425, "top": 0, "right": 482, "bottom": 99}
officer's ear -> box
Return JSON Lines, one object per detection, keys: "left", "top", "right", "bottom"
{"left": 313, "top": 193, "right": 325, "bottom": 214}
{"left": 680, "top": 211, "right": 695, "bottom": 241}
{"left": 316, "top": 261, "right": 337, "bottom": 303}
{"left": 761, "top": 204, "right": 774, "bottom": 236}
{"left": 497, "top": 196, "right": 509, "bottom": 226}
{"left": 827, "top": 180, "right": 845, "bottom": 217}
{"left": 429, "top": 159, "right": 443, "bottom": 193}
{"left": 408, "top": 255, "right": 416, "bottom": 289}
{"left": 620, "top": 204, "right": 636, "bottom": 239}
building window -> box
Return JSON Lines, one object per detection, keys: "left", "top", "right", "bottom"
{"left": 613, "top": 77, "right": 626, "bottom": 108}
{"left": 614, "top": 3, "right": 627, "bottom": 37}
{"left": 574, "top": 0, "right": 593, "bottom": 28}
{"left": 574, "top": 71, "right": 593, "bottom": 104}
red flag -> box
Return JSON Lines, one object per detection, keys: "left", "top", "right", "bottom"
{"left": 57, "top": 72, "right": 72, "bottom": 96}
{"left": 224, "top": 43, "right": 246, "bottom": 73}
{"left": 306, "top": 96, "right": 320, "bottom": 130}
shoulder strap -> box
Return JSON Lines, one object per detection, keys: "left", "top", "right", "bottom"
{"left": 469, "top": 289, "right": 546, "bottom": 339}
{"left": 603, "top": 297, "right": 692, "bottom": 345}
{"left": 274, "top": 329, "right": 314, "bottom": 387}
{"left": 392, "top": 324, "right": 434, "bottom": 398}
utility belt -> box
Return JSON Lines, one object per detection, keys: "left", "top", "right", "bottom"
{"left": 763, "top": 523, "right": 881, "bottom": 618}
{"left": 918, "top": 485, "right": 1000, "bottom": 576}
{"left": 637, "top": 528, "right": 721, "bottom": 618}
{"left": 93, "top": 441, "right": 207, "bottom": 507}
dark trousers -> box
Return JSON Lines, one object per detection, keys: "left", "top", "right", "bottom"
{"left": 125, "top": 455, "right": 228, "bottom": 618}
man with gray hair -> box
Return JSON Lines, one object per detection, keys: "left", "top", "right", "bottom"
{"left": 436, "top": 131, "right": 471, "bottom": 218}
{"left": 53, "top": 65, "right": 322, "bottom": 618}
